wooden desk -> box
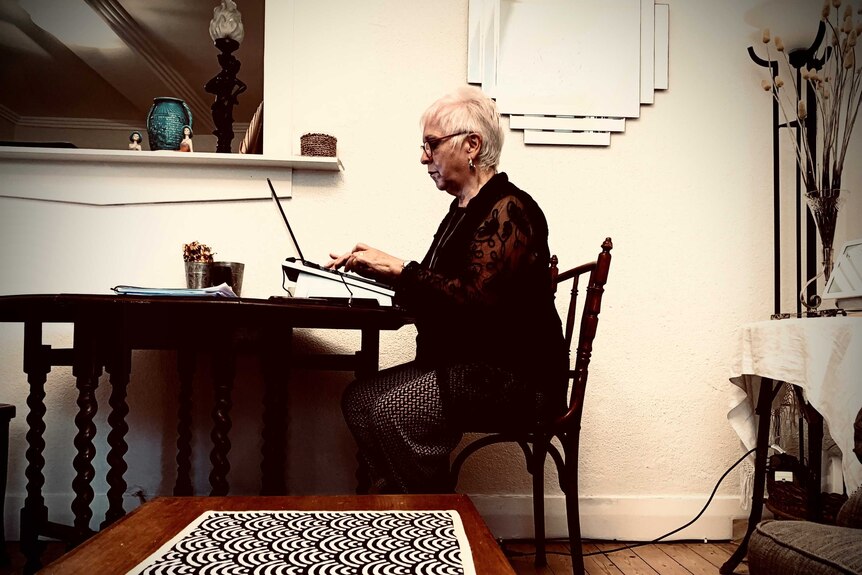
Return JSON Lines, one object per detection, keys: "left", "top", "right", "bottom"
{"left": 0, "top": 294, "right": 411, "bottom": 573}
{"left": 39, "top": 495, "right": 514, "bottom": 574}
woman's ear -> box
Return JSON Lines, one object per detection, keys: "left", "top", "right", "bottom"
{"left": 465, "top": 132, "right": 483, "bottom": 155}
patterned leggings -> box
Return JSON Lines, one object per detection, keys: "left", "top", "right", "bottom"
{"left": 342, "top": 361, "right": 531, "bottom": 494}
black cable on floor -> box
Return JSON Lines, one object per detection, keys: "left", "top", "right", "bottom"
{"left": 581, "top": 446, "right": 756, "bottom": 556}
{"left": 502, "top": 446, "right": 757, "bottom": 559}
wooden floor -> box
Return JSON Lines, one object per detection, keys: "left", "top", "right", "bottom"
{"left": 1, "top": 539, "right": 749, "bottom": 575}
{"left": 505, "top": 540, "right": 749, "bottom": 575}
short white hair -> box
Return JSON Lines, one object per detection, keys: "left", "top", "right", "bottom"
{"left": 420, "top": 86, "right": 504, "bottom": 171}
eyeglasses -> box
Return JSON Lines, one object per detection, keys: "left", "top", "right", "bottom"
{"left": 421, "top": 132, "right": 470, "bottom": 158}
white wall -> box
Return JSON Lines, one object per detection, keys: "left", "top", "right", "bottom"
{"left": 1, "top": 0, "right": 861, "bottom": 542}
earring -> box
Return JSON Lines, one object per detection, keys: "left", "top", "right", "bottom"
{"left": 468, "top": 158, "right": 475, "bottom": 170}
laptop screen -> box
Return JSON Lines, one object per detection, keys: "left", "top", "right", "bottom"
{"left": 268, "top": 178, "right": 306, "bottom": 264}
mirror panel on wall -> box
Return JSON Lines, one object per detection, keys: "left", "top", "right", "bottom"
{"left": 467, "top": 0, "right": 670, "bottom": 146}
{"left": 0, "top": 0, "right": 263, "bottom": 153}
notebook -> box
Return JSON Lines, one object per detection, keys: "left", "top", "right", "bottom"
{"left": 268, "top": 178, "right": 395, "bottom": 305}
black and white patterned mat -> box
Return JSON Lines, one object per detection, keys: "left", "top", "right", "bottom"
{"left": 127, "top": 509, "right": 476, "bottom": 575}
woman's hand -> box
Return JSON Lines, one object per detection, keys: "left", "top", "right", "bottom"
{"left": 326, "top": 243, "right": 405, "bottom": 280}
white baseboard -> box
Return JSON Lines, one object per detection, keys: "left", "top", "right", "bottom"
{"left": 3, "top": 492, "right": 747, "bottom": 543}
{"left": 469, "top": 494, "right": 747, "bottom": 541}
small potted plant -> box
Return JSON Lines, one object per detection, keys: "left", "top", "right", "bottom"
{"left": 183, "top": 241, "right": 215, "bottom": 288}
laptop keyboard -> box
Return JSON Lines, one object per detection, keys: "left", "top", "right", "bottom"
{"left": 285, "top": 258, "right": 394, "bottom": 290}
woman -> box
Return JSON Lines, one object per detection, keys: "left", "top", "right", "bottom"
{"left": 180, "top": 125, "right": 194, "bottom": 152}
{"left": 327, "top": 86, "right": 567, "bottom": 493}
{"left": 128, "top": 131, "right": 142, "bottom": 151}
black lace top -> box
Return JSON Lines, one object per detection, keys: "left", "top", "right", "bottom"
{"left": 397, "top": 173, "right": 568, "bottom": 408}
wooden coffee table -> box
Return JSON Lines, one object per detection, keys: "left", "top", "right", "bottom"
{"left": 40, "top": 494, "right": 515, "bottom": 574}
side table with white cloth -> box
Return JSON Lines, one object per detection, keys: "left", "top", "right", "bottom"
{"left": 720, "top": 316, "right": 862, "bottom": 574}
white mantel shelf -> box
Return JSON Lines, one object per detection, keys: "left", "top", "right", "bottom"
{"left": 0, "top": 146, "right": 342, "bottom": 171}
{"left": 0, "top": 146, "right": 341, "bottom": 205}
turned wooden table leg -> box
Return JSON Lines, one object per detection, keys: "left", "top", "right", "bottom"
{"left": 209, "top": 346, "right": 235, "bottom": 496}
{"left": 20, "top": 322, "right": 50, "bottom": 575}
{"left": 70, "top": 320, "right": 102, "bottom": 544}
{"left": 174, "top": 350, "right": 195, "bottom": 496}
{"left": 102, "top": 340, "right": 132, "bottom": 528}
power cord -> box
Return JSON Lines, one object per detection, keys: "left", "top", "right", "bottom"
{"left": 281, "top": 268, "right": 293, "bottom": 296}
{"left": 281, "top": 264, "right": 356, "bottom": 304}
{"left": 339, "top": 272, "right": 355, "bottom": 304}
{"left": 502, "top": 446, "right": 758, "bottom": 559}
{"left": 581, "top": 446, "right": 757, "bottom": 556}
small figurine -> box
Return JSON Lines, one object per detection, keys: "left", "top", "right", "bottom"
{"left": 129, "top": 131, "right": 142, "bottom": 150}
{"left": 179, "top": 125, "right": 194, "bottom": 152}
{"left": 206, "top": 46, "right": 247, "bottom": 153}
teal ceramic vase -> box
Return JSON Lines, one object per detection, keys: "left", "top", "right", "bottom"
{"left": 146, "top": 97, "right": 193, "bottom": 151}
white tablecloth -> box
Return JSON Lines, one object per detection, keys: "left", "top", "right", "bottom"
{"left": 727, "top": 317, "right": 862, "bottom": 494}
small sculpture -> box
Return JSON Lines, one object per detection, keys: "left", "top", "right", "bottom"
{"left": 128, "top": 131, "right": 142, "bottom": 151}
{"left": 206, "top": 43, "right": 246, "bottom": 153}
{"left": 207, "top": 0, "right": 246, "bottom": 153}
{"left": 180, "top": 125, "right": 194, "bottom": 152}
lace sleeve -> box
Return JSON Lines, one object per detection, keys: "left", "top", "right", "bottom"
{"left": 400, "top": 194, "right": 539, "bottom": 309}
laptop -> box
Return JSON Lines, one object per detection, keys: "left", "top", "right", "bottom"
{"left": 822, "top": 237, "right": 862, "bottom": 311}
{"left": 268, "top": 178, "right": 395, "bottom": 305}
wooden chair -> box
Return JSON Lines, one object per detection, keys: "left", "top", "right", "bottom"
{"left": 450, "top": 237, "right": 613, "bottom": 575}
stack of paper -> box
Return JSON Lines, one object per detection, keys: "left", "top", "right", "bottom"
{"left": 112, "top": 283, "right": 238, "bottom": 298}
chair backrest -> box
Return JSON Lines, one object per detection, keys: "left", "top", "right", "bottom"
{"left": 550, "top": 237, "right": 613, "bottom": 429}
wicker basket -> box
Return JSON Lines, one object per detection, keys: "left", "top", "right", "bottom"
{"left": 300, "top": 133, "right": 337, "bottom": 157}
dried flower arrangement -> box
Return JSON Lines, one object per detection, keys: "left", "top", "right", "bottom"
{"left": 182, "top": 241, "right": 215, "bottom": 263}
{"left": 760, "top": 0, "right": 861, "bottom": 194}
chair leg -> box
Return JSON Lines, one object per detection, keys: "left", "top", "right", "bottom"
{"left": 0, "top": 404, "right": 13, "bottom": 566}
{"left": 532, "top": 439, "right": 549, "bottom": 567}
{"left": 562, "top": 435, "right": 584, "bottom": 575}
